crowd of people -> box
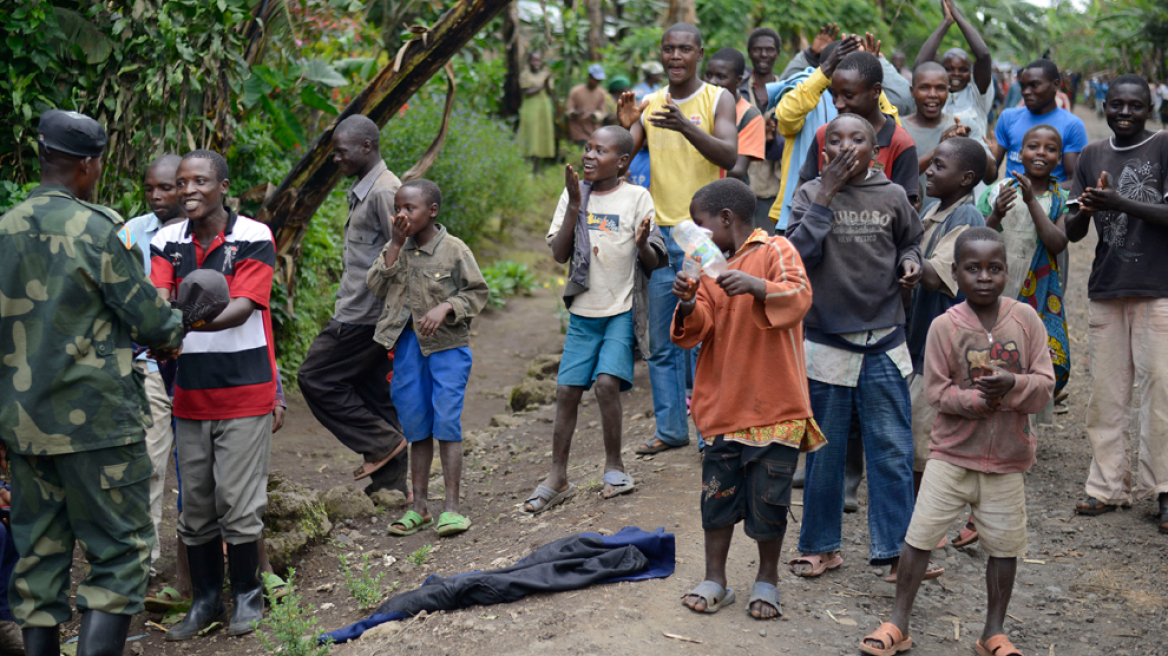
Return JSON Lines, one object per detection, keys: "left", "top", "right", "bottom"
{"left": 2, "top": 1, "right": 1168, "bottom": 654}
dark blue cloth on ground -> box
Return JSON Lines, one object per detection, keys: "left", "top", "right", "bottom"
{"left": 320, "top": 526, "right": 674, "bottom": 644}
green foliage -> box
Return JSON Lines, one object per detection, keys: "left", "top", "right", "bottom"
{"left": 258, "top": 570, "right": 333, "bottom": 656}
{"left": 337, "top": 552, "right": 386, "bottom": 609}
{"left": 380, "top": 97, "right": 532, "bottom": 246}
{"left": 1, "top": 0, "right": 254, "bottom": 218}
{"left": 482, "top": 261, "right": 537, "bottom": 310}
{"left": 406, "top": 544, "right": 433, "bottom": 566}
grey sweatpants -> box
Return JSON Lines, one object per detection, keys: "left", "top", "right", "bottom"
{"left": 176, "top": 414, "right": 272, "bottom": 546}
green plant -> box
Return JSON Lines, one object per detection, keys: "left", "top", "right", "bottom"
{"left": 257, "top": 570, "right": 333, "bottom": 656}
{"left": 380, "top": 97, "right": 533, "bottom": 246}
{"left": 407, "top": 544, "right": 433, "bottom": 566}
{"left": 481, "top": 261, "right": 538, "bottom": 309}
{"left": 338, "top": 552, "right": 386, "bottom": 609}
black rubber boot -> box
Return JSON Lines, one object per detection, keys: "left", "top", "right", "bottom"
{"left": 76, "top": 611, "right": 130, "bottom": 656}
{"left": 226, "top": 541, "right": 264, "bottom": 636}
{"left": 165, "top": 540, "right": 226, "bottom": 641}
{"left": 21, "top": 626, "right": 59, "bottom": 656}
{"left": 843, "top": 431, "right": 864, "bottom": 513}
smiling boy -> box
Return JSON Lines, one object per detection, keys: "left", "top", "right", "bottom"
{"left": 524, "top": 126, "right": 665, "bottom": 513}
{"left": 150, "top": 150, "right": 279, "bottom": 640}
{"left": 616, "top": 22, "right": 738, "bottom": 456}
{"left": 914, "top": 0, "right": 995, "bottom": 145}
{"left": 1064, "top": 75, "right": 1168, "bottom": 531}
{"left": 704, "top": 48, "right": 766, "bottom": 182}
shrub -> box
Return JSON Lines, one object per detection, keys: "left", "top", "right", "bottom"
{"left": 481, "top": 260, "right": 537, "bottom": 309}
{"left": 257, "top": 569, "right": 333, "bottom": 656}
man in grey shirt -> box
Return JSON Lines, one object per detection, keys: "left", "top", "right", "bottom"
{"left": 298, "top": 115, "right": 408, "bottom": 495}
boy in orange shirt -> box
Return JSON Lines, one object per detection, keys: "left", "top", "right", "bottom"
{"left": 703, "top": 48, "right": 767, "bottom": 182}
{"left": 672, "top": 178, "right": 822, "bottom": 620}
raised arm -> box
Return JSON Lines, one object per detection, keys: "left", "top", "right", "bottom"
{"left": 949, "top": 0, "right": 992, "bottom": 94}
{"left": 914, "top": 5, "right": 953, "bottom": 67}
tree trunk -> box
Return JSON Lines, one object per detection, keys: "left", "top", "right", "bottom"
{"left": 585, "top": 0, "right": 605, "bottom": 60}
{"left": 255, "top": 0, "right": 513, "bottom": 289}
{"left": 502, "top": 0, "right": 522, "bottom": 116}
{"left": 663, "top": 0, "right": 695, "bottom": 27}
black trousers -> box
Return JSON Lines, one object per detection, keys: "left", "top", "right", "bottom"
{"left": 298, "top": 319, "right": 407, "bottom": 491}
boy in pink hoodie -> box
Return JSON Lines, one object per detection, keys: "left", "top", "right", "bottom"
{"left": 860, "top": 226, "right": 1054, "bottom": 656}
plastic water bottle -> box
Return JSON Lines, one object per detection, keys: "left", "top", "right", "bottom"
{"left": 672, "top": 221, "right": 727, "bottom": 279}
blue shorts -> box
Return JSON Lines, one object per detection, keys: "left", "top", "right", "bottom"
{"left": 391, "top": 325, "right": 472, "bottom": 443}
{"left": 557, "top": 310, "right": 634, "bottom": 392}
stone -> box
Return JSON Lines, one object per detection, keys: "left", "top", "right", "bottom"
{"left": 262, "top": 471, "right": 332, "bottom": 573}
{"left": 509, "top": 377, "right": 557, "bottom": 411}
{"left": 321, "top": 484, "right": 379, "bottom": 522}
{"left": 526, "top": 353, "right": 562, "bottom": 380}
{"left": 490, "top": 413, "right": 524, "bottom": 428}
{"left": 463, "top": 432, "right": 480, "bottom": 454}
{"left": 369, "top": 489, "right": 408, "bottom": 508}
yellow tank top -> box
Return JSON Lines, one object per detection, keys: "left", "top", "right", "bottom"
{"left": 642, "top": 83, "right": 726, "bottom": 226}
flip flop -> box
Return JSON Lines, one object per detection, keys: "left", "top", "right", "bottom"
{"left": 261, "top": 572, "right": 291, "bottom": 601}
{"left": 746, "top": 581, "right": 781, "bottom": 619}
{"left": 975, "top": 634, "right": 1023, "bottom": 656}
{"left": 601, "top": 471, "right": 635, "bottom": 499}
{"left": 788, "top": 553, "right": 843, "bottom": 578}
{"left": 1075, "top": 497, "right": 1118, "bottom": 516}
{"left": 144, "top": 587, "right": 186, "bottom": 613}
{"left": 523, "top": 483, "right": 577, "bottom": 514}
{"left": 435, "top": 512, "right": 472, "bottom": 537}
{"left": 681, "top": 580, "right": 736, "bottom": 614}
{"left": 953, "top": 523, "right": 979, "bottom": 548}
{"left": 634, "top": 438, "right": 690, "bottom": 455}
{"left": 387, "top": 510, "right": 433, "bottom": 536}
{"left": 884, "top": 561, "right": 945, "bottom": 583}
{"left": 353, "top": 440, "right": 408, "bottom": 481}
{"left": 860, "top": 622, "right": 912, "bottom": 655}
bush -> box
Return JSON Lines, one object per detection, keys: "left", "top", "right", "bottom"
{"left": 482, "top": 260, "right": 537, "bottom": 309}
{"left": 381, "top": 97, "right": 531, "bottom": 246}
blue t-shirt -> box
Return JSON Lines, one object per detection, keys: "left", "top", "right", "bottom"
{"left": 995, "top": 107, "right": 1089, "bottom": 183}
{"left": 627, "top": 149, "right": 650, "bottom": 189}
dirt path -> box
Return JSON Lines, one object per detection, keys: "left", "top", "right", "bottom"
{"left": 120, "top": 109, "right": 1168, "bottom": 656}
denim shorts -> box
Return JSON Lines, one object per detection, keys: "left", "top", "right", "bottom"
{"left": 701, "top": 436, "right": 798, "bottom": 541}
{"left": 391, "top": 325, "right": 472, "bottom": 443}
{"left": 557, "top": 310, "right": 634, "bottom": 391}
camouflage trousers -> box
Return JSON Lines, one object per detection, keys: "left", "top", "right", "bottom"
{"left": 7, "top": 442, "right": 154, "bottom": 627}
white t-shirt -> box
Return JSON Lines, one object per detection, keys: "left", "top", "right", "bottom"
{"left": 945, "top": 82, "right": 995, "bottom": 145}
{"left": 547, "top": 181, "right": 656, "bottom": 317}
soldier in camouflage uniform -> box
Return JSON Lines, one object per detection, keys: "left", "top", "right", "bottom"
{"left": 0, "top": 110, "right": 184, "bottom": 656}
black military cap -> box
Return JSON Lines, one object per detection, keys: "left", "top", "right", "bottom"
{"left": 175, "top": 269, "right": 230, "bottom": 332}
{"left": 37, "top": 109, "right": 108, "bottom": 158}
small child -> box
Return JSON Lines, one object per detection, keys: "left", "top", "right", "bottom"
{"left": 979, "top": 124, "right": 1070, "bottom": 302}
{"left": 703, "top": 48, "right": 766, "bottom": 182}
{"left": 671, "top": 178, "right": 819, "bottom": 619}
{"left": 907, "top": 136, "right": 987, "bottom": 491}
{"left": 785, "top": 113, "right": 923, "bottom": 581}
{"left": 860, "top": 227, "right": 1054, "bottom": 656}
{"left": 524, "top": 125, "right": 665, "bottom": 513}
{"left": 367, "top": 179, "right": 489, "bottom": 538}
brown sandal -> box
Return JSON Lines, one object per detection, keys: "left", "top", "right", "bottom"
{"left": 353, "top": 439, "right": 407, "bottom": 481}
{"left": 788, "top": 552, "right": 842, "bottom": 577}
{"left": 975, "top": 634, "right": 1023, "bottom": 656}
{"left": 860, "top": 622, "right": 912, "bottom": 655}
{"left": 1074, "top": 497, "right": 1117, "bottom": 516}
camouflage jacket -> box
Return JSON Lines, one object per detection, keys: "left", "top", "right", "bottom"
{"left": 0, "top": 185, "right": 184, "bottom": 455}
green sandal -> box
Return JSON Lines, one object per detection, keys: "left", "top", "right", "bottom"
{"left": 387, "top": 510, "right": 433, "bottom": 536}
{"left": 435, "top": 512, "right": 472, "bottom": 537}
